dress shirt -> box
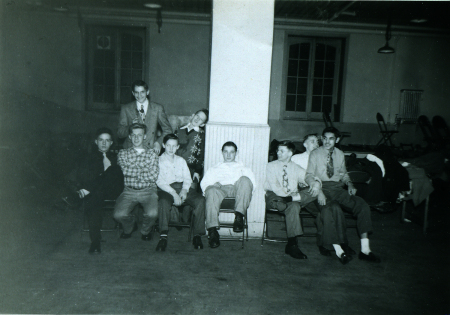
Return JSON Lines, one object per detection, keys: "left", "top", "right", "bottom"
{"left": 200, "top": 161, "right": 256, "bottom": 193}
{"left": 156, "top": 153, "right": 192, "bottom": 194}
{"left": 291, "top": 152, "right": 309, "bottom": 170}
{"left": 305, "top": 146, "right": 351, "bottom": 186}
{"left": 136, "top": 99, "right": 149, "bottom": 115}
{"left": 264, "top": 160, "right": 307, "bottom": 197}
{"left": 118, "top": 147, "right": 159, "bottom": 189}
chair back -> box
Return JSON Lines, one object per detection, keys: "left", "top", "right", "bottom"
{"left": 376, "top": 112, "right": 388, "bottom": 132}
{"left": 323, "top": 111, "right": 333, "bottom": 128}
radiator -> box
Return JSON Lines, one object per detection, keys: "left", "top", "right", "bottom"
{"left": 399, "top": 89, "right": 423, "bottom": 123}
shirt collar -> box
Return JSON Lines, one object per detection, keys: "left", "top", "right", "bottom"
{"left": 136, "top": 99, "right": 149, "bottom": 113}
{"left": 180, "top": 123, "right": 200, "bottom": 132}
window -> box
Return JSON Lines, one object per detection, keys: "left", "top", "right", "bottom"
{"left": 85, "top": 26, "right": 146, "bottom": 111}
{"left": 283, "top": 36, "right": 345, "bottom": 120}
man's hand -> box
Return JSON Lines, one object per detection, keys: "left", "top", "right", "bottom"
{"left": 348, "top": 183, "right": 357, "bottom": 196}
{"left": 179, "top": 189, "right": 188, "bottom": 203}
{"left": 308, "top": 181, "right": 321, "bottom": 197}
{"left": 153, "top": 142, "right": 161, "bottom": 154}
{"left": 132, "top": 118, "right": 140, "bottom": 124}
{"left": 172, "top": 193, "right": 182, "bottom": 206}
{"left": 317, "top": 190, "right": 327, "bottom": 206}
{"left": 192, "top": 172, "right": 200, "bottom": 182}
{"left": 77, "top": 189, "right": 90, "bottom": 199}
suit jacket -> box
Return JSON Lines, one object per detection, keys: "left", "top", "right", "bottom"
{"left": 76, "top": 150, "right": 120, "bottom": 193}
{"left": 117, "top": 100, "right": 173, "bottom": 149}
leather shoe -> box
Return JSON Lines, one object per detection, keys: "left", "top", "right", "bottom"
{"left": 339, "top": 253, "right": 352, "bottom": 265}
{"left": 233, "top": 213, "right": 244, "bottom": 233}
{"left": 359, "top": 252, "right": 381, "bottom": 263}
{"left": 141, "top": 233, "right": 152, "bottom": 241}
{"left": 341, "top": 243, "right": 356, "bottom": 255}
{"left": 193, "top": 235, "right": 203, "bottom": 250}
{"left": 208, "top": 228, "right": 220, "bottom": 248}
{"left": 155, "top": 238, "right": 167, "bottom": 251}
{"left": 88, "top": 243, "right": 101, "bottom": 254}
{"left": 285, "top": 244, "right": 307, "bottom": 259}
{"left": 319, "top": 246, "right": 332, "bottom": 256}
{"left": 120, "top": 223, "right": 138, "bottom": 239}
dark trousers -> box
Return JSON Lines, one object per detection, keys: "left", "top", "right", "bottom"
{"left": 265, "top": 190, "right": 317, "bottom": 237}
{"left": 158, "top": 182, "right": 206, "bottom": 236}
{"left": 321, "top": 181, "right": 373, "bottom": 236}
{"left": 84, "top": 165, "right": 124, "bottom": 246}
{"left": 316, "top": 201, "right": 348, "bottom": 250}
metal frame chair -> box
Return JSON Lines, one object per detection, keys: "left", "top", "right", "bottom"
{"left": 218, "top": 197, "right": 249, "bottom": 249}
{"left": 376, "top": 112, "right": 398, "bottom": 147}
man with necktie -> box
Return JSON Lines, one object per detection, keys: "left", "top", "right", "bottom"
{"left": 117, "top": 80, "right": 173, "bottom": 154}
{"left": 66, "top": 127, "right": 124, "bottom": 254}
{"left": 306, "top": 127, "right": 381, "bottom": 263}
{"left": 264, "top": 140, "right": 326, "bottom": 260}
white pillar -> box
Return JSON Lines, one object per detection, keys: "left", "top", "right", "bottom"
{"left": 205, "top": 0, "right": 274, "bottom": 237}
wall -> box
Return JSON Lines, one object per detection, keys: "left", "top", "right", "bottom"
{"left": 268, "top": 25, "right": 450, "bottom": 146}
{"left": 0, "top": 3, "right": 211, "bottom": 136}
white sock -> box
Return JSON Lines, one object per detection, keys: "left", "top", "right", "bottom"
{"left": 332, "top": 244, "right": 344, "bottom": 258}
{"left": 361, "top": 238, "right": 371, "bottom": 255}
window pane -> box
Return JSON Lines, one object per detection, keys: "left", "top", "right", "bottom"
{"left": 313, "top": 79, "right": 323, "bottom": 95}
{"left": 286, "top": 95, "right": 296, "bottom": 111}
{"left": 326, "top": 45, "right": 336, "bottom": 60}
{"left": 288, "top": 59, "right": 298, "bottom": 77}
{"left": 121, "top": 34, "right": 132, "bottom": 50}
{"left": 121, "top": 69, "right": 132, "bottom": 86}
{"left": 296, "top": 95, "right": 306, "bottom": 112}
{"left": 287, "top": 77, "right": 297, "bottom": 94}
{"left": 297, "top": 78, "right": 307, "bottom": 94}
{"left": 315, "top": 43, "right": 326, "bottom": 60}
{"left": 105, "top": 68, "right": 115, "bottom": 86}
{"left": 94, "top": 50, "right": 104, "bottom": 67}
{"left": 289, "top": 44, "right": 299, "bottom": 59}
{"left": 104, "top": 86, "right": 115, "bottom": 103}
{"left": 132, "top": 52, "right": 143, "bottom": 69}
{"left": 93, "top": 68, "right": 104, "bottom": 85}
{"left": 299, "top": 43, "right": 310, "bottom": 59}
{"left": 311, "top": 96, "right": 322, "bottom": 112}
{"left": 132, "top": 70, "right": 142, "bottom": 81}
{"left": 131, "top": 35, "right": 143, "bottom": 51}
{"left": 121, "top": 51, "right": 131, "bottom": 68}
{"left": 104, "top": 50, "right": 115, "bottom": 68}
{"left": 324, "top": 61, "right": 335, "bottom": 78}
{"left": 299, "top": 60, "right": 309, "bottom": 77}
{"left": 93, "top": 85, "right": 103, "bottom": 102}
{"left": 314, "top": 61, "right": 324, "bottom": 78}
{"left": 322, "top": 97, "right": 332, "bottom": 113}
{"left": 323, "top": 79, "right": 333, "bottom": 95}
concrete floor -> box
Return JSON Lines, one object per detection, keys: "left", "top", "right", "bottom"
{"left": 1, "top": 182, "right": 449, "bottom": 314}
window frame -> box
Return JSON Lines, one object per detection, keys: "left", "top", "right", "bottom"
{"left": 83, "top": 23, "right": 150, "bottom": 112}
{"left": 281, "top": 34, "right": 346, "bottom": 121}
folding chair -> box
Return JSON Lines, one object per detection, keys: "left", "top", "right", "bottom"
{"left": 376, "top": 112, "right": 398, "bottom": 147}
{"left": 217, "top": 197, "right": 249, "bottom": 249}
{"left": 323, "top": 111, "right": 351, "bottom": 138}
{"left": 81, "top": 199, "right": 120, "bottom": 239}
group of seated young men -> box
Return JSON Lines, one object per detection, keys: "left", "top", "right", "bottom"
{"left": 71, "top": 80, "right": 380, "bottom": 264}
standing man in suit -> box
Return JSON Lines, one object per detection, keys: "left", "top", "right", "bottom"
{"left": 118, "top": 80, "right": 173, "bottom": 154}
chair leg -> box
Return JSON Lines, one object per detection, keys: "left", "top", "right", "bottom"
{"left": 261, "top": 212, "right": 267, "bottom": 246}
{"left": 423, "top": 196, "right": 429, "bottom": 235}
{"left": 401, "top": 200, "right": 406, "bottom": 222}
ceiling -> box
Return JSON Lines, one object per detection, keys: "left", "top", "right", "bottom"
{"left": 20, "top": 0, "right": 450, "bottom": 31}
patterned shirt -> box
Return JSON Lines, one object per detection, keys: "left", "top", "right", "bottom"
{"left": 176, "top": 127, "right": 205, "bottom": 177}
{"left": 118, "top": 147, "right": 159, "bottom": 189}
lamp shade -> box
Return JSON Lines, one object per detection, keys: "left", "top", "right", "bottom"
{"left": 378, "top": 42, "right": 395, "bottom": 54}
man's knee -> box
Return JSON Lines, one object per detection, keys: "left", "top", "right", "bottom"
{"left": 285, "top": 201, "right": 301, "bottom": 214}
{"left": 236, "top": 176, "right": 253, "bottom": 190}
{"left": 205, "top": 185, "right": 220, "bottom": 197}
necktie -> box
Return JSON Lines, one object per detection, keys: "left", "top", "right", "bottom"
{"left": 326, "top": 149, "right": 334, "bottom": 178}
{"left": 283, "top": 164, "right": 290, "bottom": 194}
{"left": 139, "top": 104, "right": 145, "bottom": 122}
{"left": 103, "top": 152, "right": 111, "bottom": 171}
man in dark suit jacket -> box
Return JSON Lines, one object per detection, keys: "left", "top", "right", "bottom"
{"left": 117, "top": 80, "right": 173, "bottom": 154}
{"left": 70, "top": 128, "right": 124, "bottom": 254}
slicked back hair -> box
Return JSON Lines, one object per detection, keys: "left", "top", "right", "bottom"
{"left": 163, "top": 133, "right": 179, "bottom": 144}
{"left": 222, "top": 141, "right": 237, "bottom": 152}
{"left": 322, "top": 127, "right": 341, "bottom": 139}
{"left": 278, "top": 140, "right": 296, "bottom": 153}
{"left": 129, "top": 123, "right": 147, "bottom": 135}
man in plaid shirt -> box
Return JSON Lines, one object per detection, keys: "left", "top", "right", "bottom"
{"left": 114, "top": 123, "right": 159, "bottom": 241}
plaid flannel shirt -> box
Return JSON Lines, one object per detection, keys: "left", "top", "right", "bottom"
{"left": 118, "top": 148, "right": 159, "bottom": 189}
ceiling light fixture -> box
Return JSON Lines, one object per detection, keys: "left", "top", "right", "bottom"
{"left": 378, "top": 19, "right": 395, "bottom": 54}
